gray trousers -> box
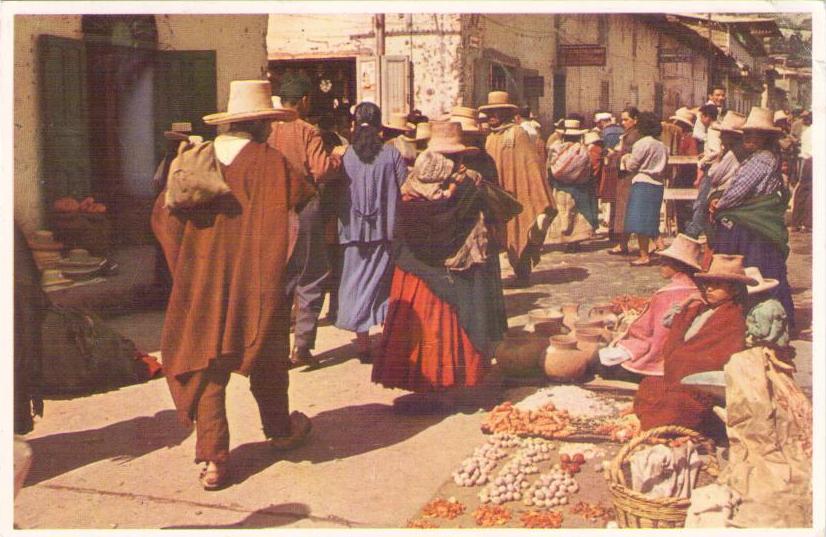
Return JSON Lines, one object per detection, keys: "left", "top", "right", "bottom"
{"left": 285, "top": 195, "right": 331, "bottom": 351}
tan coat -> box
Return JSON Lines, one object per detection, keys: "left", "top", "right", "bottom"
{"left": 486, "top": 124, "right": 556, "bottom": 262}
{"left": 151, "top": 141, "right": 315, "bottom": 380}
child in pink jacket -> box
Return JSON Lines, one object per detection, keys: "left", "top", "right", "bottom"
{"left": 599, "top": 234, "right": 703, "bottom": 382}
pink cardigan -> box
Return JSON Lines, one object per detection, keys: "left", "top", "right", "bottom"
{"left": 618, "top": 272, "right": 699, "bottom": 376}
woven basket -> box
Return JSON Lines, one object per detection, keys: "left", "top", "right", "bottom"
{"left": 608, "top": 425, "right": 715, "bottom": 528}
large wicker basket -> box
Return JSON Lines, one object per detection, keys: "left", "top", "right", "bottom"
{"left": 608, "top": 425, "right": 715, "bottom": 529}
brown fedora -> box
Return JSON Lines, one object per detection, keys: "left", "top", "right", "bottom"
{"left": 655, "top": 233, "right": 703, "bottom": 271}
{"left": 426, "top": 121, "right": 480, "bottom": 155}
{"left": 478, "top": 91, "right": 518, "bottom": 112}
{"left": 203, "top": 80, "right": 296, "bottom": 125}
{"left": 694, "top": 254, "right": 758, "bottom": 285}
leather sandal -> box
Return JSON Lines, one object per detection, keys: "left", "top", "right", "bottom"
{"left": 199, "top": 461, "right": 229, "bottom": 490}
{"left": 607, "top": 246, "right": 629, "bottom": 255}
{"left": 630, "top": 258, "right": 652, "bottom": 267}
{"left": 268, "top": 412, "right": 312, "bottom": 451}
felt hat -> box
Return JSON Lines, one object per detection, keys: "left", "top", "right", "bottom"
{"left": 478, "top": 91, "right": 518, "bottom": 112}
{"left": 163, "top": 122, "right": 193, "bottom": 141}
{"left": 27, "top": 230, "right": 64, "bottom": 251}
{"left": 383, "top": 112, "right": 414, "bottom": 133}
{"left": 594, "top": 112, "right": 612, "bottom": 123}
{"left": 744, "top": 266, "right": 779, "bottom": 295}
{"left": 655, "top": 233, "right": 703, "bottom": 271}
{"left": 711, "top": 111, "right": 747, "bottom": 134}
{"left": 403, "top": 121, "right": 432, "bottom": 142}
{"left": 40, "top": 269, "right": 73, "bottom": 289}
{"left": 583, "top": 131, "right": 602, "bottom": 145}
{"left": 203, "top": 80, "right": 296, "bottom": 125}
{"left": 556, "top": 119, "right": 588, "bottom": 136}
{"left": 694, "top": 254, "right": 758, "bottom": 285}
{"left": 773, "top": 110, "right": 790, "bottom": 124}
{"left": 740, "top": 107, "right": 783, "bottom": 134}
{"left": 449, "top": 106, "right": 481, "bottom": 132}
{"left": 58, "top": 248, "right": 106, "bottom": 269}
{"left": 670, "top": 107, "right": 696, "bottom": 129}
{"left": 426, "top": 121, "right": 480, "bottom": 155}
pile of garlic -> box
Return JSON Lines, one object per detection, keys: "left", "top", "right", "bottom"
{"left": 523, "top": 468, "right": 579, "bottom": 508}
{"left": 451, "top": 437, "right": 512, "bottom": 487}
{"left": 478, "top": 452, "right": 542, "bottom": 505}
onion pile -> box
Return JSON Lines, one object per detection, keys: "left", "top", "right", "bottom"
{"left": 517, "top": 439, "right": 554, "bottom": 464}
{"left": 523, "top": 468, "right": 579, "bottom": 508}
{"left": 451, "top": 435, "right": 515, "bottom": 487}
{"left": 477, "top": 455, "right": 538, "bottom": 505}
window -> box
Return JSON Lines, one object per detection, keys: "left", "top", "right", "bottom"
{"left": 600, "top": 80, "right": 610, "bottom": 111}
{"left": 491, "top": 64, "right": 508, "bottom": 91}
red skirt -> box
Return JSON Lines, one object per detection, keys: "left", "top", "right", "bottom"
{"left": 373, "top": 267, "right": 488, "bottom": 392}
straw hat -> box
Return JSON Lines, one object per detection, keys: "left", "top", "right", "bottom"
{"left": 426, "top": 121, "right": 480, "bottom": 155}
{"left": 203, "top": 80, "right": 296, "bottom": 125}
{"left": 773, "top": 110, "right": 790, "bottom": 124}
{"left": 402, "top": 121, "right": 432, "bottom": 142}
{"left": 670, "top": 107, "right": 696, "bottom": 129}
{"left": 59, "top": 248, "right": 106, "bottom": 269}
{"left": 449, "top": 106, "right": 480, "bottom": 132}
{"left": 655, "top": 234, "right": 703, "bottom": 271}
{"left": 27, "top": 230, "right": 63, "bottom": 251}
{"left": 41, "top": 269, "right": 73, "bottom": 289}
{"left": 694, "top": 254, "right": 758, "bottom": 285}
{"left": 744, "top": 266, "right": 779, "bottom": 295}
{"left": 594, "top": 112, "right": 612, "bottom": 123}
{"left": 583, "top": 131, "right": 602, "bottom": 145}
{"left": 711, "top": 111, "right": 747, "bottom": 134}
{"left": 740, "top": 107, "right": 783, "bottom": 134}
{"left": 555, "top": 119, "right": 588, "bottom": 136}
{"left": 383, "top": 112, "right": 414, "bottom": 133}
{"left": 478, "top": 91, "right": 518, "bottom": 112}
{"left": 163, "top": 122, "right": 193, "bottom": 141}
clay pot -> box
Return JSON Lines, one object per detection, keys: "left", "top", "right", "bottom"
{"left": 561, "top": 303, "right": 580, "bottom": 333}
{"left": 495, "top": 332, "right": 547, "bottom": 377}
{"left": 574, "top": 319, "right": 604, "bottom": 333}
{"left": 589, "top": 303, "right": 619, "bottom": 329}
{"left": 542, "top": 335, "right": 589, "bottom": 382}
{"left": 575, "top": 327, "right": 607, "bottom": 366}
{"left": 527, "top": 308, "right": 564, "bottom": 337}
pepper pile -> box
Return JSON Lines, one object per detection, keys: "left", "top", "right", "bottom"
{"left": 570, "top": 501, "right": 615, "bottom": 523}
{"left": 610, "top": 295, "right": 648, "bottom": 314}
{"left": 473, "top": 505, "right": 512, "bottom": 527}
{"left": 421, "top": 498, "right": 466, "bottom": 520}
{"left": 406, "top": 518, "right": 438, "bottom": 528}
{"left": 520, "top": 510, "right": 564, "bottom": 528}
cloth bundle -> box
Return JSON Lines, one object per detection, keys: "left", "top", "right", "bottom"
{"left": 401, "top": 150, "right": 456, "bottom": 201}
{"left": 165, "top": 140, "right": 230, "bottom": 209}
{"left": 549, "top": 141, "right": 591, "bottom": 184}
{"left": 629, "top": 441, "right": 703, "bottom": 499}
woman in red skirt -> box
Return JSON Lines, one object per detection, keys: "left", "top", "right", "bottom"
{"left": 372, "top": 121, "right": 512, "bottom": 412}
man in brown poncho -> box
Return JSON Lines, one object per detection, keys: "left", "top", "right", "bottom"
{"left": 481, "top": 91, "right": 557, "bottom": 286}
{"left": 152, "top": 80, "right": 316, "bottom": 490}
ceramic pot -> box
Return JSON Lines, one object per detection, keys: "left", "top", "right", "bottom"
{"left": 561, "top": 303, "right": 580, "bottom": 333}
{"left": 495, "top": 332, "right": 547, "bottom": 377}
{"left": 542, "top": 335, "right": 589, "bottom": 382}
{"left": 576, "top": 327, "right": 607, "bottom": 366}
{"left": 528, "top": 308, "right": 564, "bottom": 337}
{"left": 589, "top": 303, "right": 619, "bottom": 329}
{"left": 574, "top": 319, "right": 604, "bottom": 333}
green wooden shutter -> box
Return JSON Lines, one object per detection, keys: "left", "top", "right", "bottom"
{"left": 153, "top": 50, "right": 216, "bottom": 161}
{"left": 39, "top": 35, "right": 92, "bottom": 205}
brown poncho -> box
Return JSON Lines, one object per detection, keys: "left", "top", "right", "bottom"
{"left": 151, "top": 141, "right": 315, "bottom": 380}
{"left": 486, "top": 124, "right": 556, "bottom": 263}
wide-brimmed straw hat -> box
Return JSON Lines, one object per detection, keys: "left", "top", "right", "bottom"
{"left": 478, "top": 91, "right": 519, "bottom": 112}
{"left": 383, "top": 112, "right": 414, "bottom": 133}
{"left": 694, "top": 254, "right": 758, "bottom": 285}
{"left": 163, "top": 122, "right": 193, "bottom": 141}
{"left": 655, "top": 233, "right": 703, "bottom": 271}
{"left": 773, "top": 110, "right": 790, "bottom": 124}
{"left": 426, "top": 121, "right": 480, "bottom": 154}
{"left": 670, "top": 107, "right": 696, "bottom": 129}
{"left": 203, "top": 80, "right": 296, "bottom": 125}
{"left": 402, "top": 121, "right": 432, "bottom": 142}
{"left": 27, "top": 230, "right": 64, "bottom": 251}
{"left": 41, "top": 269, "right": 73, "bottom": 289}
{"left": 744, "top": 266, "right": 779, "bottom": 295}
{"left": 583, "top": 131, "right": 602, "bottom": 145}
{"left": 711, "top": 111, "right": 747, "bottom": 134}
{"left": 555, "top": 119, "right": 588, "bottom": 136}
{"left": 449, "top": 106, "right": 481, "bottom": 133}
{"left": 58, "top": 248, "right": 106, "bottom": 269}
{"left": 740, "top": 107, "right": 783, "bottom": 134}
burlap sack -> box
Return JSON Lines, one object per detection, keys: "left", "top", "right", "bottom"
{"left": 718, "top": 347, "right": 812, "bottom": 528}
{"left": 164, "top": 140, "right": 230, "bottom": 209}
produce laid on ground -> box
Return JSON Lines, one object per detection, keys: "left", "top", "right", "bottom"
{"left": 520, "top": 509, "right": 564, "bottom": 528}
{"left": 420, "top": 497, "right": 466, "bottom": 520}
{"left": 481, "top": 402, "right": 575, "bottom": 438}
{"left": 570, "top": 501, "right": 615, "bottom": 523}
{"left": 406, "top": 517, "right": 438, "bottom": 528}
{"left": 473, "top": 505, "right": 512, "bottom": 527}
{"left": 524, "top": 467, "right": 579, "bottom": 507}
{"left": 610, "top": 294, "right": 649, "bottom": 314}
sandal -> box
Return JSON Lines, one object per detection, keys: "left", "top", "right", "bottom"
{"left": 607, "top": 246, "right": 629, "bottom": 255}
{"left": 199, "top": 461, "right": 229, "bottom": 490}
{"left": 268, "top": 411, "right": 312, "bottom": 451}
{"left": 630, "top": 258, "right": 652, "bottom": 267}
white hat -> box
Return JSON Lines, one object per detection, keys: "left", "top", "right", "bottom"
{"left": 555, "top": 119, "right": 588, "bottom": 136}
{"left": 594, "top": 112, "right": 612, "bottom": 122}
{"left": 745, "top": 266, "right": 779, "bottom": 294}
{"left": 583, "top": 131, "right": 602, "bottom": 145}
{"left": 670, "top": 107, "right": 696, "bottom": 129}
{"left": 204, "top": 80, "right": 296, "bottom": 125}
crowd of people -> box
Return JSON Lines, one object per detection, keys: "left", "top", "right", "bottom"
{"left": 149, "top": 74, "right": 811, "bottom": 489}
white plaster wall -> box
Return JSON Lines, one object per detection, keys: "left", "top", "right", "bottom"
{"left": 14, "top": 15, "right": 84, "bottom": 234}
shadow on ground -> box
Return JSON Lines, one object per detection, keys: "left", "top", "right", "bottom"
{"left": 227, "top": 402, "right": 449, "bottom": 486}
{"left": 24, "top": 410, "right": 191, "bottom": 487}
{"left": 160, "top": 503, "right": 364, "bottom": 529}
{"left": 529, "top": 266, "right": 590, "bottom": 286}
{"left": 502, "top": 292, "right": 550, "bottom": 318}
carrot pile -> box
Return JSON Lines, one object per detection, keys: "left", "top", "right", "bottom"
{"left": 481, "top": 402, "right": 575, "bottom": 439}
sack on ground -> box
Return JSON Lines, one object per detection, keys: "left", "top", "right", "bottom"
{"left": 164, "top": 140, "right": 230, "bottom": 209}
